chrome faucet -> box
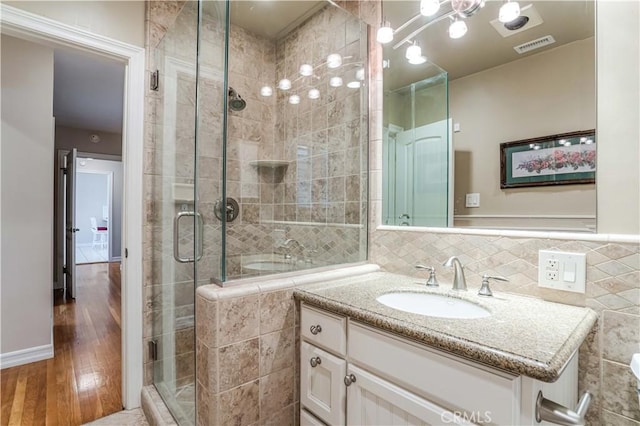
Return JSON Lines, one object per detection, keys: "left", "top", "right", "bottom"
{"left": 443, "top": 256, "right": 467, "bottom": 291}
{"left": 279, "top": 238, "right": 304, "bottom": 260}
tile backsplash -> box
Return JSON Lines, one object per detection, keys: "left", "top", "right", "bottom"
{"left": 369, "top": 229, "right": 640, "bottom": 425}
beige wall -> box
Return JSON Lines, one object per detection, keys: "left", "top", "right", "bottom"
{"left": 1, "top": 35, "right": 54, "bottom": 357}
{"left": 55, "top": 125, "right": 122, "bottom": 156}
{"left": 2, "top": 0, "right": 145, "bottom": 47}
{"left": 596, "top": 1, "right": 640, "bottom": 234}
{"left": 450, "top": 38, "right": 596, "bottom": 227}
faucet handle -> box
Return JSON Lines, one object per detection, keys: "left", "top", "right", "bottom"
{"left": 478, "top": 274, "right": 509, "bottom": 297}
{"left": 415, "top": 265, "right": 439, "bottom": 287}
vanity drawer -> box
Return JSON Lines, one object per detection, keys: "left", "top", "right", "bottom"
{"left": 348, "top": 322, "right": 519, "bottom": 426}
{"left": 301, "top": 304, "right": 346, "bottom": 356}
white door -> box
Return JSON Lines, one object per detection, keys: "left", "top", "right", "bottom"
{"left": 301, "top": 342, "right": 347, "bottom": 426}
{"left": 64, "top": 148, "right": 78, "bottom": 299}
{"left": 346, "top": 365, "right": 476, "bottom": 426}
{"left": 394, "top": 120, "right": 451, "bottom": 227}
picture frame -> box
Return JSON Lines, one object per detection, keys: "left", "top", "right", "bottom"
{"left": 500, "top": 130, "right": 596, "bottom": 189}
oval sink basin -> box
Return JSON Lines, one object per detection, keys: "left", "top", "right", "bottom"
{"left": 376, "top": 292, "right": 490, "bottom": 319}
{"left": 244, "top": 261, "right": 293, "bottom": 272}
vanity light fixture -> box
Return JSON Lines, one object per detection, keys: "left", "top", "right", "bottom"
{"left": 299, "top": 64, "right": 313, "bottom": 76}
{"left": 347, "top": 81, "right": 361, "bottom": 89}
{"left": 499, "top": 0, "right": 521, "bottom": 23}
{"left": 289, "top": 94, "right": 301, "bottom": 105}
{"left": 449, "top": 17, "right": 468, "bottom": 39}
{"left": 376, "top": 20, "right": 394, "bottom": 44}
{"left": 405, "top": 41, "right": 422, "bottom": 60}
{"left": 420, "top": 0, "right": 440, "bottom": 17}
{"left": 278, "top": 78, "right": 292, "bottom": 90}
{"left": 408, "top": 55, "right": 427, "bottom": 65}
{"left": 329, "top": 76, "right": 343, "bottom": 87}
{"left": 260, "top": 86, "right": 273, "bottom": 97}
{"left": 585, "top": 139, "right": 594, "bottom": 144}
{"left": 327, "top": 53, "right": 342, "bottom": 68}
{"left": 308, "top": 88, "right": 320, "bottom": 99}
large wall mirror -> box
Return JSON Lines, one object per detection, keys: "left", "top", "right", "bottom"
{"left": 381, "top": 0, "right": 596, "bottom": 233}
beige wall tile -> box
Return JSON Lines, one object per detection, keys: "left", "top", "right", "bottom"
{"left": 259, "top": 328, "right": 295, "bottom": 377}
{"left": 259, "top": 367, "right": 295, "bottom": 416}
{"left": 218, "top": 294, "right": 260, "bottom": 346}
{"left": 601, "top": 409, "right": 640, "bottom": 426}
{"left": 219, "top": 380, "right": 260, "bottom": 426}
{"left": 602, "top": 311, "right": 640, "bottom": 364}
{"left": 602, "top": 359, "right": 640, "bottom": 421}
{"left": 218, "top": 338, "right": 259, "bottom": 392}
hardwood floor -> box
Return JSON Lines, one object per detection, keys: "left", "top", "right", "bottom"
{"left": 1, "top": 263, "right": 123, "bottom": 425}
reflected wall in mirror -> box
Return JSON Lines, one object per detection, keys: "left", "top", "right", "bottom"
{"left": 381, "top": 0, "right": 596, "bottom": 232}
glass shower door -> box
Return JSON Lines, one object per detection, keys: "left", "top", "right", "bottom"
{"left": 149, "top": 1, "right": 227, "bottom": 424}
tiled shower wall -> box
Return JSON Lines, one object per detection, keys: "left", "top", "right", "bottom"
{"left": 224, "top": 3, "right": 370, "bottom": 279}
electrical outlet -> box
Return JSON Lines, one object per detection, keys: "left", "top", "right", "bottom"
{"left": 538, "top": 250, "right": 586, "bottom": 293}
{"left": 545, "top": 270, "right": 559, "bottom": 281}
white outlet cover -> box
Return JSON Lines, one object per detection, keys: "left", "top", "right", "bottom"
{"left": 538, "top": 250, "right": 586, "bottom": 293}
{"left": 465, "top": 193, "right": 480, "bottom": 208}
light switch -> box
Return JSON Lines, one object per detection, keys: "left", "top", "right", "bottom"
{"left": 563, "top": 262, "right": 576, "bottom": 282}
{"left": 465, "top": 193, "right": 480, "bottom": 208}
{"left": 453, "top": 122, "right": 461, "bottom": 132}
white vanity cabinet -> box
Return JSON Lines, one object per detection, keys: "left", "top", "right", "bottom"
{"left": 300, "top": 303, "right": 579, "bottom": 426}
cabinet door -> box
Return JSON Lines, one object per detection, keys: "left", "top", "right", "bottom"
{"left": 301, "top": 342, "right": 346, "bottom": 426}
{"left": 346, "top": 365, "right": 477, "bottom": 426}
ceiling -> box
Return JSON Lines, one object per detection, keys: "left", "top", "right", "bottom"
{"left": 53, "top": 49, "right": 125, "bottom": 133}
{"left": 230, "top": 0, "right": 325, "bottom": 40}
{"left": 384, "top": 0, "right": 595, "bottom": 90}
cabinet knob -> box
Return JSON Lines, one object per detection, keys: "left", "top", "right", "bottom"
{"left": 310, "top": 324, "right": 322, "bottom": 335}
{"left": 309, "top": 356, "right": 322, "bottom": 368}
{"left": 344, "top": 374, "right": 357, "bottom": 386}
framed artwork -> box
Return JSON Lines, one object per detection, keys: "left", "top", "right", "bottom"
{"left": 500, "top": 130, "right": 596, "bottom": 189}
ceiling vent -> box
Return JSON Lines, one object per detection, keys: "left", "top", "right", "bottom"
{"left": 514, "top": 35, "right": 556, "bottom": 54}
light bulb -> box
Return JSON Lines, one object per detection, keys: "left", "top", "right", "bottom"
{"left": 449, "top": 19, "right": 467, "bottom": 39}
{"left": 420, "top": 0, "right": 440, "bottom": 16}
{"left": 356, "top": 68, "right": 365, "bottom": 81}
{"left": 499, "top": 1, "right": 520, "bottom": 23}
{"left": 278, "top": 79, "right": 292, "bottom": 90}
{"left": 260, "top": 86, "right": 273, "bottom": 97}
{"left": 327, "top": 53, "right": 342, "bottom": 68}
{"left": 585, "top": 139, "right": 594, "bottom": 144}
{"left": 329, "top": 76, "right": 343, "bottom": 87}
{"left": 308, "top": 88, "right": 320, "bottom": 99}
{"left": 405, "top": 42, "right": 422, "bottom": 60}
{"left": 408, "top": 56, "right": 427, "bottom": 65}
{"left": 289, "top": 95, "right": 300, "bottom": 105}
{"left": 376, "top": 23, "right": 394, "bottom": 44}
{"left": 347, "top": 81, "right": 361, "bottom": 89}
{"left": 299, "top": 64, "right": 313, "bottom": 76}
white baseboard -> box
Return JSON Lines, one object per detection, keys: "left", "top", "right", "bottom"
{"left": 0, "top": 344, "right": 53, "bottom": 369}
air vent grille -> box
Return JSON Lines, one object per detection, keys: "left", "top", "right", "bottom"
{"left": 514, "top": 35, "right": 556, "bottom": 54}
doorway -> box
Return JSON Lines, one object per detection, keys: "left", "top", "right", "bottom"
{"left": 1, "top": 3, "right": 145, "bottom": 410}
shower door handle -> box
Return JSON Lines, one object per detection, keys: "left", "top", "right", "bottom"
{"left": 173, "top": 211, "right": 204, "bottom": 263}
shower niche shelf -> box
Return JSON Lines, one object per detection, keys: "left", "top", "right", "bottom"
{"left": 249, "top": 160, "right": 289, "bottom": 169}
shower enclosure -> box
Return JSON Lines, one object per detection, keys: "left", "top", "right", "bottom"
{"left": 146, "top": 1, "right": 369, "bottom": 423}
{"left": 383, "top": 69, "right": 452, "bottom": 227}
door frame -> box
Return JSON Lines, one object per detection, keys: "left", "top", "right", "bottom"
{"left": 57, "top": 152, "right": 123, "bottom": 272}
{"left": 1, "top": 5, "right": 145, "bottom": 409}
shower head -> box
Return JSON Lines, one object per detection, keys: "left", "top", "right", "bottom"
{"left": 228, "top": 87, "right": 246, "bottom": 111}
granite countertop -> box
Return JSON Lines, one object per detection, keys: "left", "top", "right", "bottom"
{"left": 293, "top": 271, "right": 598, "bottom": 382}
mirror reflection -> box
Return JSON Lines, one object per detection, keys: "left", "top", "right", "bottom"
{"left": 381, "top": 0, "right": 596, "bottom": 232}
